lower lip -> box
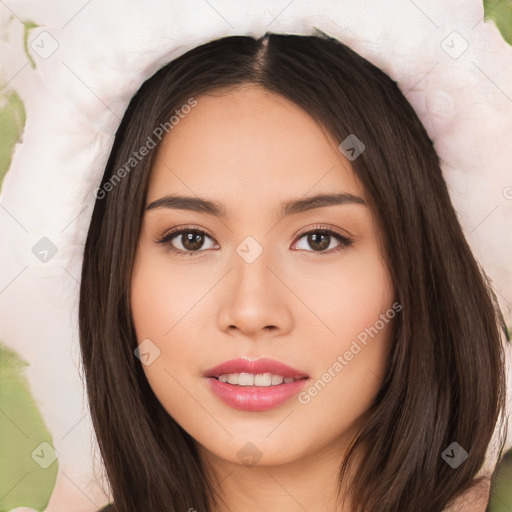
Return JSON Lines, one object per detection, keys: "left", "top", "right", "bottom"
{"left": 206, "top": 377, "right": 309, "bottom": 411}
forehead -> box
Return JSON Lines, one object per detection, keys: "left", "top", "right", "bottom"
{"left": 147, "top": 85, "right": 364, "bottom": 210}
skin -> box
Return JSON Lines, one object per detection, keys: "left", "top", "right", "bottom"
{"left": 445, "top": 479, "right": 491, "bottom": 512}
{"left": 129, "top": 85, "right": 487, "bottom": 511}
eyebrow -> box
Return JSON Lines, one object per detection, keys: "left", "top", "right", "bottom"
{"left": 145, "top": 192, "right": 366, "bottom": 218}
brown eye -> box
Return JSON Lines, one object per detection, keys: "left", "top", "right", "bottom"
{"left": 179, "top": 231, "right": 207, "bottom": 251}
{"left": 293, "top": 228, "right": 353, "bottom": 254}
{"left": 306, "top": 232, "right": 331, "bottom": 251}
{"left": 158, "top": 228, "right": 216, "bottom": 255}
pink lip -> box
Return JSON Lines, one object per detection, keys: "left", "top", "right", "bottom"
{"left": 204, "top": 358, "right": 310, "bottom": 412}
{"left": 204, "top": 357, "right": 309, "bottom": 379}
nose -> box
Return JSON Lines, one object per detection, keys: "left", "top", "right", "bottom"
{"left": 217, "top": 246, "right": 294, "bottom": 340}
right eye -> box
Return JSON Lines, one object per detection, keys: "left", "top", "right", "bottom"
{"left": 157, "top": 227, "right": 218, "bottom": 256}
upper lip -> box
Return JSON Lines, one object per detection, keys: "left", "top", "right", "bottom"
{"left": 204, "top": 357, "right": 309, "bottom": 379}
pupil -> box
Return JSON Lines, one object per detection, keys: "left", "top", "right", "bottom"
{"left": 183, "top": 232, "right": 204, "bottom": 251}
{"left": 308, "top": 233, "right": 329, "bottom": 251}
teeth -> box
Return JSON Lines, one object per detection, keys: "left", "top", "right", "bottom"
{"left": 239, "top": 373, "right": 254, "bottom": 386}
{"left": 271, "top": 374, "right": 284, "bottom": 385}
{"left": 216, "top": 373, "right": 297, "bottom": 386}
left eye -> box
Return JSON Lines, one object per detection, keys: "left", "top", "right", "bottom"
{"left": 157, "top": 227, "right": 353, "bottom": 256}
{"left": 293, "top": 229, "right": 353, "bottom": 254}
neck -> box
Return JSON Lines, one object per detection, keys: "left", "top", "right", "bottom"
{"left": 198, "top": 434, "right": 360, "bottom": 512}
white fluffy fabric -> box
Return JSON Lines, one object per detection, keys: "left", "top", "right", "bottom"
{"left": 0, "top": 1, "right": 511, "bottom": 510}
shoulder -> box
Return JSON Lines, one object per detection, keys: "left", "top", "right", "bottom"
{"left": 443, "top": 477, "right": 490, "bottom": 511}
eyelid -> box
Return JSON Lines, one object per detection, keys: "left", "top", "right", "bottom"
{"left": 294, "top": 223, "right": 353, "bottom": 242}
{"left": 157, "top": 224, "right": 215, "bottom": 242}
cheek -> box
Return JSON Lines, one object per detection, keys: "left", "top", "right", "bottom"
{"left": 130, "top": 245, "right": 212, "bottom": 345}
{"left": 130, "top": 246, "right": 213, "bottom": 413}
{"left": 292, "top": 247, "right": 395, "bottom": 414}
{"left": 291, "top": 245, "right": 394, "bottom": 355}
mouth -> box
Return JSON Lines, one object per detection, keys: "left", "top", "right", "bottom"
{"left": 214, "top": 373, "right": 305, "bottom": 386}
{"left": 203, "top": 358, "right": 310, "bottom": 412}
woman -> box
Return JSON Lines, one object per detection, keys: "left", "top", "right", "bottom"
{"left": 79, "top": 32, "right": 507, "bottom": 512}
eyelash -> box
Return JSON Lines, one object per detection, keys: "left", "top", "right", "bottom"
{"left": 156, "top": 224, "right": 353, "bottom": 257}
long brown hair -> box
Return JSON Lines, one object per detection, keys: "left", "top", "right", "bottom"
{"left": 79, "top": 32, "right": 507, "bottom": 512}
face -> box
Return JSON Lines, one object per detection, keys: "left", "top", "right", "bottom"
{"left": 130, "top": 85, "right": 396, "bottom": 468}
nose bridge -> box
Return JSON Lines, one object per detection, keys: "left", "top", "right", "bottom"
{"left": 232, "top": 236, "right": 275, "bottom": 305}
{"left": 217, "top": 235, "right": 293, "bottom": 336}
